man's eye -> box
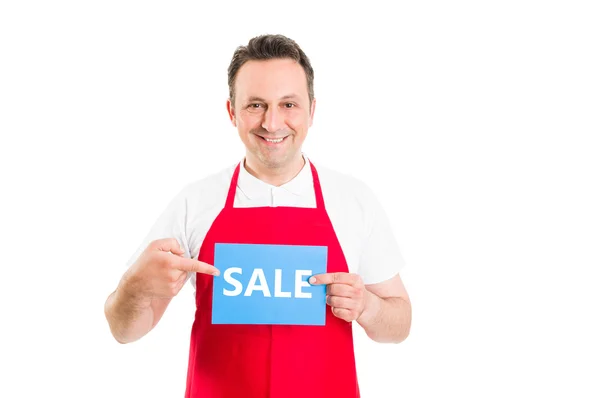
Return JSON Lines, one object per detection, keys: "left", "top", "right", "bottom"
{"left": 248, "top": 103, "right": 263, "bottom": 109}
{"left": 284, "top": 103, "right": 295, "bottom": 108}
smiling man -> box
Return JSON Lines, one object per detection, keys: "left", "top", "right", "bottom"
{"left": 104, "top": 34, "right": 411, "bottom": 398}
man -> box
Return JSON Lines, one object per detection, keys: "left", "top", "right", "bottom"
{"left": 105, "top": 34, "right": 411, "bottom": 398}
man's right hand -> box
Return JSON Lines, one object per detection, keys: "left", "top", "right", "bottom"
{"left": 120, "top": 237, "right": 219, "bottom": 301}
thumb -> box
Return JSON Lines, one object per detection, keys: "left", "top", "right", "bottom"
{"left": 152, "top": 238, "right": 185, "bottom": 255}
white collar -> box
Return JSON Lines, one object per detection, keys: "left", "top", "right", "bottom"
{"left": 237, "top": 154, "right": 313, "bottom": 200}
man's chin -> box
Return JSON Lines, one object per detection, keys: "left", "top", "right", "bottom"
{"left": 254, "top": 151, "right": 292, "bottom": 169}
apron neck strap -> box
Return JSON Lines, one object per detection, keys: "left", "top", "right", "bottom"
{"left": 309, "top": 161, "right": 326, "bottom": 210}
{"left": 225, "top": 160, "right": 326, "bottom": 210}
{"left": 225, "top": 163, "right": 242, "bottom": 209}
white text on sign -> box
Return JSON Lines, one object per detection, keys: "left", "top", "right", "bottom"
{"left": 223, "top": 268, "right": 313, "bottom": 298}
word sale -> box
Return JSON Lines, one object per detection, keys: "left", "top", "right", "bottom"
{"left": 222, "top": 268, "right": 314, "bottom": 298}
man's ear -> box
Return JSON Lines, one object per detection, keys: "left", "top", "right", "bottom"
{"left": 226, "top": 98, "right": 237, "bottom": 127}
{"left": 309, "top": 97, "right": 316, "bottom": 127}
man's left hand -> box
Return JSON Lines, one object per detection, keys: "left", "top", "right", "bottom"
{"left": 309, "top": 273, "right": 368, "bottom": 322}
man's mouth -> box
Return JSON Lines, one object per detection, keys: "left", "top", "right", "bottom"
{"left": 258, "top": 135, "right": 289, "bottom": 144}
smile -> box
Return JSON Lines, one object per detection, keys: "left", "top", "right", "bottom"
{"left": 258, "top": 135, "right": 289, "bottom": 144}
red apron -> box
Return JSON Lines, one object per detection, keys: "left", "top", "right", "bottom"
{"left": 185, "top": 162, "right": 360, "bottom": 398}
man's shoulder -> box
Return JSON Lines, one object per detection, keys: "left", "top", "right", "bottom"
{"left": 177, "top": 162, "right": 237, "bottom": 207}
{"left": 312, "top": 160, "right": 373, "bottom": 198}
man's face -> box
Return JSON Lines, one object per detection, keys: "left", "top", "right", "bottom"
{"left": 227, "top": 58, "right": 316, "bottom": 170}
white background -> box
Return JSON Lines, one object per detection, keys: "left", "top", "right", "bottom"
{"left": 1, "top": 1, "right": 599, "bottom": 397}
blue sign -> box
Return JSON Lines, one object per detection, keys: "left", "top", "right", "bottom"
{"left": 212, "top": 243, "right": 328, "bottom": 325}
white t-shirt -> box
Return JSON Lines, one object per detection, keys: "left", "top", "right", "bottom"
{"left": 125, "top": 155, "right": 406, "bottom": 287}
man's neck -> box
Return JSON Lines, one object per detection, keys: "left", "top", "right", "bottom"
{"left": 244, "top": 155, "right": 306, "bottom": 187}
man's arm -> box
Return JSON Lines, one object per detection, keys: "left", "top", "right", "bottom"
{"left": 310, "top": 272, "right": 411, "bottom": 344}
{"left": 104, "top": 238, "right": 219, "bottom": 344}
{"left": 104, "top": 284, "right": 173, "bottom": 344}
{"left": 357, "top": 274, "right": 411, "bottom": 343}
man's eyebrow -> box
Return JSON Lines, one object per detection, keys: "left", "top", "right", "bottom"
{"left": 280, "top": 94, "right": 300, "bottom": 100}
{"left": 246, "top": 94, "right": 300, "bottom": 102}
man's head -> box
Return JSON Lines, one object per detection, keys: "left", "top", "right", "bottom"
{"left": 226, "top": 34, "right": 316, "bottom": 171}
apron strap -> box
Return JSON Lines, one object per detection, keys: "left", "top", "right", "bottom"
{"left": 309, "top": 162, "right": 326, "bottom": 210}
{"left": 224, "top": 162, "right": 242, "bottom": 209}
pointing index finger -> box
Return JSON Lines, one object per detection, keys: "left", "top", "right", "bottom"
{"left": 174, "top": 257, "right": 220, "bottom": 276}
{"left": 309, "top": 272, "right": 355, "bottom": 286}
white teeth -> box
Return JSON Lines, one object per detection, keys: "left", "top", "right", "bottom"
{"left": 264, "top": 137, "right": 284, "bottom": 143}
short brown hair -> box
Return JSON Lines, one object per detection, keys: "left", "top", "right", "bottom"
{"left": 227, "top": 34, "right": 315, "bottom": 107}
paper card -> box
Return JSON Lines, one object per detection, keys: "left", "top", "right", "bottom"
{"left": 212, "top": 243, "right": 327, "bottom": 325}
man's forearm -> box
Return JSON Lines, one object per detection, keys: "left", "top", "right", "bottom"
{"left": 104, "top": 284, "right": 154, "bottom": 344}
{"left": 357, "top": 291, "right": 412, "bottom": 343}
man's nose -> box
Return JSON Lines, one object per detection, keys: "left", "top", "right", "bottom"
{"left": 261, "top": 106, "right": 286, "bottom": 133}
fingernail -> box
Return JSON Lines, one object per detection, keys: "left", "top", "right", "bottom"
{"left": 309, "top": 277, "right": 316, "bottom": 284}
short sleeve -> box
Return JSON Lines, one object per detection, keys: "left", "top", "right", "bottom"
{"left": 357, "top": 185, "right": 406, "bottom": 285}
{"left": 124, "top": 185, "right": 192, "bottom": 271}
